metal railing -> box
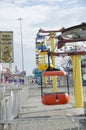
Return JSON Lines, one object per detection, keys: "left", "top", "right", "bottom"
{"left": 0, "top": 85, "right": 29, "bottom": 121}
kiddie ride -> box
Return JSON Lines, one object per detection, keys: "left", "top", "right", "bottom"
{"left": 40, "top": 23, "right": 86, "bottom": 107}
{"left": 41, "top": 50, "right": 70, "bottom": 105}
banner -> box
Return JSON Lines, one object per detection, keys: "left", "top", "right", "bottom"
{"left": 0, "top": 31, "right": 14, "bottom": 63}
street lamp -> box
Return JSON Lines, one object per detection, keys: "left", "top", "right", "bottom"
{"left": 18, "top": 18, "right": 24, "bottom": 71}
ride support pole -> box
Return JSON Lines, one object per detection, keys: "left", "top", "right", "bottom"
{"left": 50, "top": 32, "right": 58, "bottom": 92}
{"left": 71, "top": 55, "right": 84, "bottom": 108}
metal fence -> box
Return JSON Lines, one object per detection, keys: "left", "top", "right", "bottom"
{"left": 0, "top": 86, "right": 29, "bottom": 121}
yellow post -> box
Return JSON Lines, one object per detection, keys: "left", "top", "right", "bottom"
{"left": 50, "top": 32, "right": 58, "bottom": 92}
{"left": 43, "top": 55, "right": 47, "bottom": 85}
{"left": 71, "top": 55, "right": 84, "bottom": 108}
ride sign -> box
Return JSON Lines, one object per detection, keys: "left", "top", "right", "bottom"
{"left": 0, "top": 31, "right": 14, "bottom": 63}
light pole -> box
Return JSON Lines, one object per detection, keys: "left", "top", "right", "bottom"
{"left": 18, "top": 18, "right": 24, "bottom": 71}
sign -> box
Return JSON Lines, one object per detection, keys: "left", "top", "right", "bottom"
{"left": 0, "top": 31, "right": 14, "bottom": 63}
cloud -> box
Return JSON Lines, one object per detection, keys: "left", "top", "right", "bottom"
{"left": 0, "top": 0, "right": 86, "bottom": 75}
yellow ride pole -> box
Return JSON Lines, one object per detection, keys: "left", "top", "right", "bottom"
{"left": 71, "top": 55, "right": 83, "bottom": 108}
{"left": 50, "top": 32, "right": 58, "bottom": 92}
{"left": 43, "top": 55, "right": 47, "bottom": 85}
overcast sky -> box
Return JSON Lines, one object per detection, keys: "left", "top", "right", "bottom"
{"left": 0, "top": 0, "right": 86, "bottom": 75}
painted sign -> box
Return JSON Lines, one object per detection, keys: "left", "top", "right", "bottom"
{"left": 0, "top": 31, "right": 14, "bottom": 63}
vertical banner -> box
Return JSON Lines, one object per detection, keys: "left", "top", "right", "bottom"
{"left": 0, "top": 31, "right": 14, "bottom": 63}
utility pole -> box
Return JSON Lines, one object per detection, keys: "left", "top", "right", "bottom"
{"left": 18, "top": 17, "right": 24, "bottom": 71}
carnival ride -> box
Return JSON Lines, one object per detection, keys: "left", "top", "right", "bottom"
{"left": 35, "top": 23, "right": 86, "bottom": 107}
{"left": 41, "top": 50, "right": 70, "bottom": 105}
